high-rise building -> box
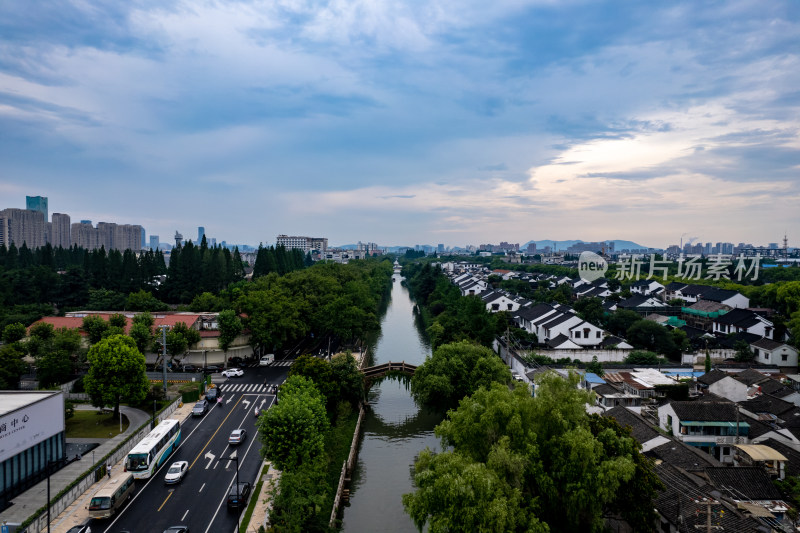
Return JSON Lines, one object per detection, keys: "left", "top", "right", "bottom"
{"left": 437, "top": 243, "right": 445, "bottom": 253}
{"left": 150, "top": 235, "right": 160, "bottom": 250}
{"left": 141, "top": 227, "right": 146, "bottom": 249}
{"left": 80, "top": 220, "right": 91, "bottom": 224}
{"left": 70, "top": 221, "right": 143, "bottom": 251}
{"left": 26, "top": 196, "right": 48, "bottom": 223}
{"left": 0, "top": 208, "right": 47, "bottom": 248}
{"left": 198, "top": 226, "right": 205, "bottom": 243}
{"left": 51, "top": 213, "right": 71, "bottom": 248}
{"left": 276, "top": 235, "right": 328, "bottom": 252}
{"left": 175, "top": 231, "right": 183, "bottom": 248}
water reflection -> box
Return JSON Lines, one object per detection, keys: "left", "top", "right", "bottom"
{"left": 342, "top": 277, "right": 440, "bottom": 532}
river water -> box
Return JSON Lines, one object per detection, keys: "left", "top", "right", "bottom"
{"left": 342, "top": 275, "right": 441, "bottom": 532}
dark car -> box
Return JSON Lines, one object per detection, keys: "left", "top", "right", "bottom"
{"left": 227, "top": 481, "right": 251, "bottom": 510}
{"left": 66, "top": 525, "right": 92, "bottom": 533}
{"left": 191, "top": 400, "right": 208, "bottom": 417}
{"left": 205, "top": 387, "right": 220, "bottom": 402}
{"left": 181, "top": 364, "right": 200, "bottom": 373}
{"left": 203, "top": 365, "right": 222, "bottom": 374}
{"left": 228, "top": 356, "right": 247, "bottom": 368}
{"left": 163, "top": 527, "right": 189, "bottom": 533}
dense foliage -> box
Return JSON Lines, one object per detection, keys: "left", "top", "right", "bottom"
{"left": 239, "top": 260, "right": 392, "bottom": 353}
{"left": 410, "top": 341, "right": 511, "bottom": 411}
{"left": 83, "top": 334, "right": 150, "bottom": 418}
{"left": 403, "top": 263, "right": 503, "bottom": 349}
{"left": 403, "top": 371, "right": 663, "bottom": 532}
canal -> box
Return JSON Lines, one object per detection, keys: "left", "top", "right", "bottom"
{"left": 342, "top": 274, "right": 441, "bottom": 532}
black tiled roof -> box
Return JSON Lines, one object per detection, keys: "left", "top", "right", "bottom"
{"left": 714, "top": 308, "right": 762, "bottom": 326}
{"left": 665, "top": 281, "right": 688, "bottom": 291}
{"left": 716, "top": 331, "right": 762, "bottom": 348}
{"left": 679, "top": 284, "right": 708, "bottom": 297}
{"left": 734, "top": 368, "right": 769, "bottom": 386}
{"left": 760, "top": 438, "right": 800, "bottom": 477}
{"left": 697, "top": 369, "right": 729, "bottom": 386}
{"left": 757, "top": 378, "right": 794, "bottom": 397}
{"left": 647, "top": 440, "right": 720, "bottom": 470}
{"left": 740, "top": 394, "right": 794, "bottom": 417}
{"left": 704, "top": 466, "right": 783, "bottom": 500}
{"left": 700, "top": 287, "right": 742, "bottom": 303}
{"left": 604, "top": 406, "right": 661, "bottom": 445}
{"left": 669, "top": 400, "right": 738, "bottom": 422}
{"left": 515, "top": 303, "right": 555, "bottom": 322}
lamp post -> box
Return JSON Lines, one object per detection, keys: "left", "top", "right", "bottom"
{"left": 229, "top": 453, "right": 240, "bottom": 533}
{"left": 46, "top": 460, "right": 56, "bottom": 533}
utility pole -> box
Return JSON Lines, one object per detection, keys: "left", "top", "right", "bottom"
{"left": 158, "top": 325, "right": 169, "bottom": 395}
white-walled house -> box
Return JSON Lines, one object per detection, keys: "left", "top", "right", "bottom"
{"left": 658, "top": 401, "right": 749, "bottom": 464}
{"left": 751, "top": 338, "right": 799, "bottom": 369}
{"left": 712, "top": 309, "right": 774, "bottom": 338}
{"left": 697, "top": 369, "right": 749, "bottom": 402}
{"left": 568, "top": 320, "right": 605, "bottom": 346}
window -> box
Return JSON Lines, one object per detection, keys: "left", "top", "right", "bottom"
{"left": 575, "top": 331, "right": 581, "bottom": 338}
{"left": 596, "top": 331, "right": 601, "bottom": 338}
{"left": 764, "top": 353, "right": 768, "bottom": 360}
{"left": 783, "top": 354, "right": 789, "bottom": 362}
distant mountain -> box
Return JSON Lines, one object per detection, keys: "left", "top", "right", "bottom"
{"left": 522, "top": 239, "right": 653, "bottom": 251}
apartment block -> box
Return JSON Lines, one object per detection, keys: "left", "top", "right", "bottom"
{"left": 0, "top": 208, "right": 47, "bottom": 248}
{"left": 276, "top": 234, "right": 328, "bottom": 252}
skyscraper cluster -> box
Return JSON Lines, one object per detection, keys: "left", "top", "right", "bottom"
{"left": 0, "top": 196, "right": 144, "bottom": 252}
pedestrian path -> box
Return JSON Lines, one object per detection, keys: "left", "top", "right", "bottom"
{"left": 243, "top": 359, "right": 294, "bottom": 368}
{"left": 218, "top": 383, "right": 277, "bottom": 393}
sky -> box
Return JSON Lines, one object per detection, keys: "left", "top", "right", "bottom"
{"left": 1, "top": 0, "right": 798, "bottom": 249}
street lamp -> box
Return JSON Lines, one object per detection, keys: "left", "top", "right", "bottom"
{"left": 228, "top": 453, "right": 240, "bottom": 533}
{"left": 46, "top": 459, "right": 57, "bottom": 533}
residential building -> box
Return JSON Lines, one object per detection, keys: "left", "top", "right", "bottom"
{"left": 750, "top": 338, "right": 799, "bottom": 368}
{"left": 658, "top": 401, "right": 749, "bottom": 463}
{"left": 0, "top": 208, "right": 47, "bottom": 248}
{"left": 276, "top": 234, "right": 328, "bottom": 252}
{"left": 25, "top": 195, "right": 48, "bottom": 222}
{"left": 712, "top": 308, "right": 774, "bottom": 338}
{"left": 50, "top": 212, "right": 71, "bottom": 248}
{"left": 71, "top": 221, "right": 143, "bottom": 251}
{"left": 150, "top": 235, "right": 160, "bottom": 250}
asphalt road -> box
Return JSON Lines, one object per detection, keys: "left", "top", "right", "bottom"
{"left": 93, "top": 361, "right": 291, "bottom": 533}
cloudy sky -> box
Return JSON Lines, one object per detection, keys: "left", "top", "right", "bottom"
{"left": 1, "top": 0, "right": 798, "bottom": 248}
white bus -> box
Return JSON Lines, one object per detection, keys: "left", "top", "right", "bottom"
{"left": 88, "top": 472, "right": 135, "bottom": 519}
{"left": 124, "top": 419, "right": 181, "bottom": 479}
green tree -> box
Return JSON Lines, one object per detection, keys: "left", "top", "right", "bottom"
{"left": 129, "top": 322, "right": 154, "bottom": 356}
{"left": 288, "top": 354, "right": 337, "bottom": 409}
{"left": 108, "top": 313, "right": 128, "bottom": 329}
{"left": 217, "top": 309, "right": 243, "bottom": 357}
{"left": 330, "top": 352, "right": 364, "bottom": 408}
{"left": 35, "top": 327, "right": 82, "bottom": 387}
{"left": 2, "top": 322, "right": 27, "bottom": 344}
{"left": 82, "top": 315, "right": 109, "bottom": 345}
{"left": 573, "top": 297, "right": 605, "bottom": 326}
{"left": 258, "top": 375, "right": 330, "bottom": 471}
{"left": 607, "top": 309, "right": 642, "bottom": 337}
{"left": 404, "top": 372, "right": 653, "bottom": 533}
{"left": 626, "top": 320, "right": 678, "bottom": 358}
{"left": 126, "top": 290, "right": 169, "bottom": 312}
{"left": 84, "top": 335, "right": 149, "bottom": 419}
{"left": 585, "top": 355, "right": 603, "bottom": 376}
{"left": 410, "top": 341, "right": 511, "bottom": 411}
{"left": 623, "top": 350, "right": 666, "bottom": 365}
{"left": 705, "top": 350, "right": 712, "bottom": 373}
{"left": 267, "top": 456, "right": 330, "bottom": 532}
{"left": 0, "top": 342, "right": 27, "bottom": 389}
{"left": 734, "top": 340, "right": 754, "bottom": 362}
{"left": 190, "top": 291, "right": 221, "bottom": 312}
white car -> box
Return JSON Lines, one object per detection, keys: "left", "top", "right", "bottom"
{"left": 164, "top": 461, "right": 188, "bottom": 484}
{"left": 259, "top": 354, "right": 275, "bottom": 366}
{"left": 222, "top": 368, "right": 244, "bottom": 378}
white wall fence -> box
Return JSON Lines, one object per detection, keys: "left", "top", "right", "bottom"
{"left": 543, "top": 349, "right": 632, "bottom": 363}
{"left": 26, "top": 397, "right": 182, "bottom": 533}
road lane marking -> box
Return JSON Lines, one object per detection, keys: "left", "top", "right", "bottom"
{"left": 188, "top": 395, "right": 244, "bottom": 470}
{"left": 204, "top": 451, "right": 216, "bottom": 469}
{"left": 157, "top": 491, "right": 173, "bottom": 512}
{"left": 181, "top": 509, "right": 189, "bottom": 521}
{"left": 199, "top": 482, "right": 205, "bottom": 492}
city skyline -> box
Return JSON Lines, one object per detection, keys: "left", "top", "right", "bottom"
{"left": 1, "top": 2, "right": 798, "bottom": 246}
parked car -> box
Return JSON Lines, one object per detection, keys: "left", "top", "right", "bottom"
{"left": 181, "top": 364, "right": 200, "bottom": 373}
{"left": 228, "top": 428, "right": 246, "bottom": 445}
{"left": 164, "top": 461, "right": 189, "bottom": 484}
{"left": 205, "top": 387, "right": 220, "bottom": 402}
{"left": 259, "top": 354, "right": 275, "bottom": 366}
{"left": 191, "top": 400, "right": 208, "bottom": 417}
{"left": 221, "top": 368, "right": 244, "bottom": 378}
{"left": 203, "top": 365, "right": 222, "bottom": 374}
{"left": 228, "top": 356, "right": 247, "bottom": 368}
{"left": 226, "top": 482, "right": 251, "bottom": 510}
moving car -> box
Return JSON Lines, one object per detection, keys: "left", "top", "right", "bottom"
{"left": 221, "top": 368, "right": 244, "bottom": 378}
{"left": 259, "top": 354, "right": 275, "bottom": 366}
{"left": 66, "top": 524, "right": 92, "bottom": 533}
{"left": 205, "top": 387, "right": 220, "bottom": 402}
{"left": 191, "top": 400, "right": 208, "bottom": 417}
{"left": 162, "top": 527, "right": 189, "bottom": 533}
{"left": 203, "top": 364, "right": 222, "bottom": 374}
{"left": 164, "top": 461, "right": 188, "bottom": 484}
{"left": 226, "top": 481, "right": 251, "bottom": 510}
{"left": 228, "top": 428, "right": 247, "bottom": 445}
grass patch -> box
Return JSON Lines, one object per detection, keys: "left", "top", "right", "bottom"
{"left": 321, "top": 406, "right": 359, "bottom": 520}
{"left": 240, "top": 474, "right": 265, "bottom": 531}
{"left": 65, "top": 410, "right": 129, "bottom": 438}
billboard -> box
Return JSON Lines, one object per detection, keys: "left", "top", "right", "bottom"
{"left": 0, "top": 393, "right": 64, "bottom": 463}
